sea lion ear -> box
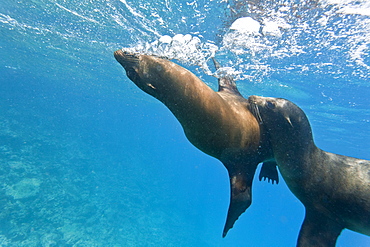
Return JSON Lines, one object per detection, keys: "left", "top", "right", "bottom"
{"left": 285, "top": 116, "right": 293, "bottom": 127}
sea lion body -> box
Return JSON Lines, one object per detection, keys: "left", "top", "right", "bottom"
{"left": 114, "top": 50, "right": 276, "bottom": 236}
{"left": 248, "top": 95, "right": 370, "bottom": 247}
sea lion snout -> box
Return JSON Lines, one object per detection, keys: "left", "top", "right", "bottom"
{"left": 247, "top": 95, "right": 261, "bottom": 103}
{"left": 248, "top": 95, "right": 275, "bottom": 108}
{"left": 114, "top": 50, "right": 140, "bottom": 70}
{"left": 248, "top": 95, "right": 264, "bottom": 124}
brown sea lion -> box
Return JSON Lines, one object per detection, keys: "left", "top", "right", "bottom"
{"left": 114, "top": 50, "right": 277, "bottom": 237}
{"left": 248, "top": 95, "right": 370, "bottom": 247}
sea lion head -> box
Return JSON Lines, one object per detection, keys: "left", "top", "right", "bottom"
{"left": 247, "top": 95, "right": 314, "bottom": 152}
{"left": 114, "top": 50, "right": 170, "bottom": 99}
{"left": 114, "top": 50, "right": 142, "bottom": 83}
{"left": 248, "top": 96, "right": 306, "bottom": 127}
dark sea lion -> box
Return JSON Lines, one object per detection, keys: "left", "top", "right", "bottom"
{"left": 248, "top": 95, "right": 370, "bottom": 247}
{"left": 114, "top": 50, "right": 277, "bottom": 237}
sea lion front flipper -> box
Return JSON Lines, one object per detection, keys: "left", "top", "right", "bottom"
{"left": 297, "top": 210, "right": 343, "bottom": 247}
{"left": 223, "top": 165, "right": 258, "bottom": 237}
{"left": 259, "top": 161, "right": 279, "bottom": 184}
{"left": 212, "top": 58, "right": 242, "bottom": 96}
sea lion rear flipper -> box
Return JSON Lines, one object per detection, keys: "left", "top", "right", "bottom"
{"left": 223, "top": 165, "right": 257, "bottom": 237}
{"left": 259, "top": 161, "right": 279, "bottom": 184}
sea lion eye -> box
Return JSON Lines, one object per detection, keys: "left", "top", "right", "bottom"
{"left": 266, "top": 101, "right": 276, "bottom": 109}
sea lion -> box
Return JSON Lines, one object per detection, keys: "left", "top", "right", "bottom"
{"left": 248, "top": 95, "right": 370, "bottom": 247}
{"left": 114, "top": 50, "right": 277, "bottom": 237}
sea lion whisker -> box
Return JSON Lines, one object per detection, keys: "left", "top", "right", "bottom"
{"left": 251, "top": 103, "right": 263, "bottom": 124}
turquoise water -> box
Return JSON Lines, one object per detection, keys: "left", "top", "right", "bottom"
{"left": 1, "top": 0, "right": 370, "bottom": 246}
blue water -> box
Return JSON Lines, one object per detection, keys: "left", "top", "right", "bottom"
{"left": 1, "top": 0, "right": 370, "bottom": 246}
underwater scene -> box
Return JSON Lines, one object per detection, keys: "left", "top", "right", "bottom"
{"left": 1, "top": 0, "right": 370, "bottom": 246}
